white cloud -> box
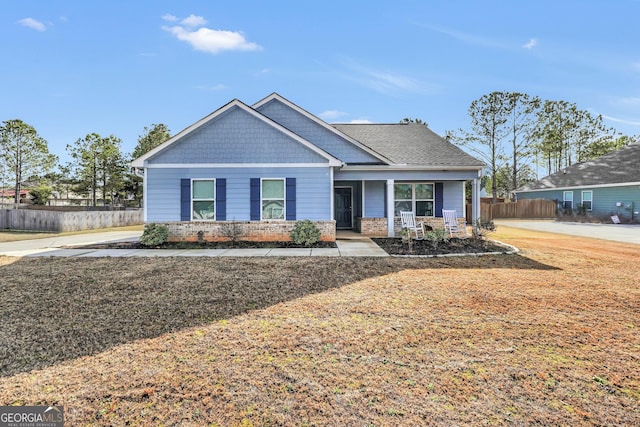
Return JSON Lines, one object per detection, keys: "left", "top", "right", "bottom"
{"left": 416, "top": 21, "right": 542, "bottom": 53}
{"left": 318, "top": 110, "right": 348, "bottom": 121}
{"left": 338, "top": 58, "right": 435, "bottom": 95}
{"left": 163, "top": 26, "right": 261, "bottom": 54}
{"left": 348, "top": 119, "right": 373, "bottom": 124}
{"left": 614, "top": 96, "right": 640, "bottom": 106}
{"left": 601, "top": 114, "right": 640, "bottom": 126}
{"left": 162, "top": 14, "right": 262, "bottom": 55}
{"left": 162, "top": 14, "right": 178, "bottom": 22}
{"left": 366, "top": 70, "right": 426, "bottom": 93}
{"left": 18, "top": 17, "right": 46, "bottom": 32}
{"left": 180, "top": 14, "right": 207, "bottom": 28}
{"left": 415, "top": 22, "right": 507, "bottom": 49}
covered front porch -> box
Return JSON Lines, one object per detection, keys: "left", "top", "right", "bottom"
{"left": 333, "top": 173, "right": 482, "bottom": 237}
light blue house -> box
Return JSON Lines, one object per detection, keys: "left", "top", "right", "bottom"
{"left": 131, "top": 93, "right": 485, "bottom": 241}
{"left": 515, "top": 143, "right": 640, "bottom": 222}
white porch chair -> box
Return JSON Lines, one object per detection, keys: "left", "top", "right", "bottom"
{"left": 400, "top": 211, "right": 426, "bottom": 240}
{"left": 442, "top": 209, "right": 467, "bottom": 237}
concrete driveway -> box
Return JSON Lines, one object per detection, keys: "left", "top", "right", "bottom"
{"left": 0, "top": 230, "right": 143, "bottom": 257}
{"left": 494, "top": 220, "right": 640, "bottom": 245}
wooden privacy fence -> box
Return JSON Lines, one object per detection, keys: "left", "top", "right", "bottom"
{"left": 481, "top": 199, "right": 557, "bottom": 220}
{"left": 467, "top": 199, "right": 557, "bottom": 221}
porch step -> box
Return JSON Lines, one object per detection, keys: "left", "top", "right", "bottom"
{"left": 334, "top": 238, "right": 389, "bottom": 257}
{"left": 336, "top": 230, "right": 372, "bottom": 240}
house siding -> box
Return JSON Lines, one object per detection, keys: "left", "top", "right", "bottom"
{"left": 364, "top": 181, "right": 386, "bottom": 217}
{"left": 442, "top": 181, "right": 465, "bottom": 214}
{"left": 590, "top": 186, "right": 640, "bottom": 219}
{"left": 256, "top": 100, "right": 382, "bottom": 164}
{"left": 145, "top": 167, "right": 332, "bottom": 222}
{"left": 517, "top": 185, "right": 640, "bottom": 219}
{"left": 149, "top": 106, "right": 329, "bottom": 164}
{"left": 352, "top": 178, "right": 464, "bottom": 219}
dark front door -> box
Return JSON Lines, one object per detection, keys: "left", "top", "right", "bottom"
{"left": 334, "top": 187, "right": 353, "bottom": 229}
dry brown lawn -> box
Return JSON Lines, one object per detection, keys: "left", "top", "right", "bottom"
{"left": 0, "top": 226, "right": 638, "bottom": 426}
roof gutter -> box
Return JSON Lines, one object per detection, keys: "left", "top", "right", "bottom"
{"left": 340, "top": 164, "right": 485, "bottom": 172}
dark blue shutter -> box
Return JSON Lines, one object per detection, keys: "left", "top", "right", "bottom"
{"left": 180, "top": 179, "right": 191, "bottom": 221}
{"left": 435, "top": 182, "right": 444, "bottom": 217}
{"left": 250, "top": 178, "right": 261, "bottom": 220}
{"left": 285, "top": 178, "right": 296, "bottom": 220}
{"left": 216, "top": 179, "right": 226, "bottom": 220}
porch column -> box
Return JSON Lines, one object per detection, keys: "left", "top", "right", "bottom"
{"left": 386, "top": 179, "right": 395, "bottom": 237}
{"left": 471, "top": 178, "right": 480, "bottom": 226}
{"left": 361, "top": 180, "right": 366, "bottom": 218}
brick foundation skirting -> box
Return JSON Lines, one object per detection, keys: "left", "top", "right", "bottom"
{"left": 356, "top": 217, "right": 388, "bottom": 236}
{"left": 158, "top": 220, "right": 336, "bottom": 242}
{"left": 356, "top": 216, "right": 466, "bottom": 236}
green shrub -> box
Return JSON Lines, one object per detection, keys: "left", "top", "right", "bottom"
{"left": 140, "top": 223, "right": 169, "bottom": 247}
{"left": 29, "top": 185, "right": 53, "bottom": 205}
{"left": 290, "top": 219, "right": 321, "bottom": 246}
{"left": 424, "top": 227, "right": 449, "bottom": 243}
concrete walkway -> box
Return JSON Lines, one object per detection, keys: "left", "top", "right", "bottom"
{"left": 494, "top": 219, "right": 640, "bottom": 245}
{"left": 0, "top": 230, "right": 389, "bottom": 258}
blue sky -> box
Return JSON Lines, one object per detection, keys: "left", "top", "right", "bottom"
{"left": 2, "top": 1, "right": 640, "bottom": 165}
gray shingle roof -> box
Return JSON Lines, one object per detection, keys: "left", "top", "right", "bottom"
{"left": 519, "top": 143, "right": 640, "bottom": 190}
{"left": 332, "top": 123, "right": 485, "bottom": 168}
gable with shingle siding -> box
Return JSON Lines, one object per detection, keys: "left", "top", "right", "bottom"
{"left": 255, "top": 98, "right": 386, "bottom": 164}
{"left": 147, "top": 105, "right": 331, "bottom": 165}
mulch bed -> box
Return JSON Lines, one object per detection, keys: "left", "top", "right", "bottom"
{"left": 82, "top": 237, "right": 507, "bottom": 256}
{"left": 373, "top": 237, "right": 509, "bottom": 255}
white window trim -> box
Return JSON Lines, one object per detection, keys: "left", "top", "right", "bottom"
{"left": 563, "top": 191, "right": 573, "bottom": 209}
{"left": 260, "top": 178, "right": 286, "bottom": 221}
{"left": 191, "top": 178, "right": 216, "bottom": 221}
{"left": 581, "top": 190, "right": 593, "bottom": 211}
{"left": 394, "top": 182, "right": 435, "bottom": 217}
